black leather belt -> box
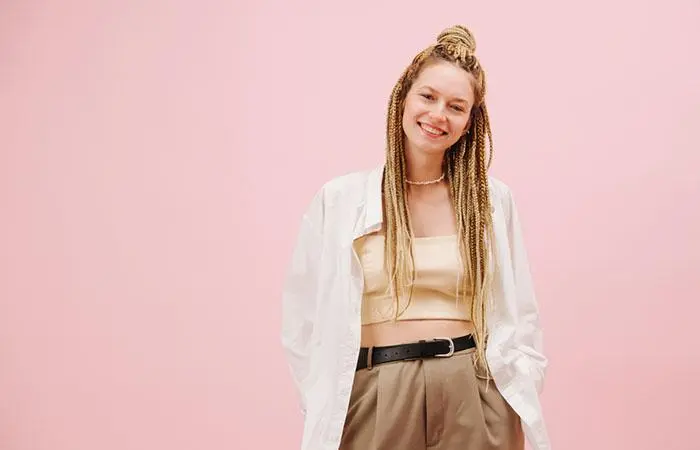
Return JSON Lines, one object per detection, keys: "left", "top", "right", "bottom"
{"left": 356, "top": 334, "right": 475, "bottom": 371}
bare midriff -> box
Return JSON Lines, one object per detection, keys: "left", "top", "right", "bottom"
{"left": 360, "top": 319, "right": 475, "bottom": 347}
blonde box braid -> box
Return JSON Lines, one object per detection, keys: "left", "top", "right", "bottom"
{"left": 382, "top": 25, "right": 496, "bottom": 378}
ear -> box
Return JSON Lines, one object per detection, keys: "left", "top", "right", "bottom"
{"left": 461, "top": 116, "right": 473, "bottom": 136}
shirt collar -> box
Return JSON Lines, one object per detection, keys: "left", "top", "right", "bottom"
{"left": 352, "top": 163, "right": 384, "bottom": 239}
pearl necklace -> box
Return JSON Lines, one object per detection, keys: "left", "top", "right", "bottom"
{"left": 405, "top": 173, "right": 445, "bottom": 185}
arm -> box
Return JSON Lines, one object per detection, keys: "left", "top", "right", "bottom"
{"left": 280, "top": 191, "right": 324, "bottom": 416}
{"left": 503, "top": 187, "right": 548, "bottom": 394}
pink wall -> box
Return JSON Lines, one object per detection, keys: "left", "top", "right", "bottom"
{"left": 1, "top": 1, "right": 698, "bottom": 449}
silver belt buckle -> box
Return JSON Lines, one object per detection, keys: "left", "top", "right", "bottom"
{"left": 432, "top": 337, "right": 455, "bottom": 357}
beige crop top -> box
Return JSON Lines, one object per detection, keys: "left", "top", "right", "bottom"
{"left": 353, "top": 233, "right": 473, "bottom": 325}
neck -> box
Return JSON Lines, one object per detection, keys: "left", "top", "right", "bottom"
{"left": 404, "top": 148, "right": 445, "bottom": 184}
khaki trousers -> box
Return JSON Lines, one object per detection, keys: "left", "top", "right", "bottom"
{"left": 339, "top": 347, "right": 524, "bottom": 450}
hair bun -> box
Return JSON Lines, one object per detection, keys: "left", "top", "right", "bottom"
{"left": 437, "top": 25, "right": 476, "bottom": 55}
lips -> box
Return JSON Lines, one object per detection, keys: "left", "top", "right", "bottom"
{"left": 419, "top": 122, "right": 447, "bottom": 137}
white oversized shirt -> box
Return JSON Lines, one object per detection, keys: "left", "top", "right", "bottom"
{"left": 281, "top": 164, "right": 551, "bottom": 450}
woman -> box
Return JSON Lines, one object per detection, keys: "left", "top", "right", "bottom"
{"left": 281, "top": 25, "right": 551, "bottom": 450}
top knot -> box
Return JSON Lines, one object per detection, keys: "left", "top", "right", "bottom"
{"left": 437, "top": 25, "right": 477, "bottom": 56}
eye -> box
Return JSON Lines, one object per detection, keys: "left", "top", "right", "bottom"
{"left": 420, "top": 93, "right": 434, "bottom": 100}
{"left": 452, "top": 105, "right": 465, "bottom": 112}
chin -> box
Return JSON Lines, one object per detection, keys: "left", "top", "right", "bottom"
{"left": 408, "top": 142, "right": 450, "bottom": 157}
{"left": 407, "top": 134, "right": 453, "bottom": 155}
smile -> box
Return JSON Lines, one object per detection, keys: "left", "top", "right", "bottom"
{"left": 419, "top": 122, "right": 447, "bottom": 137}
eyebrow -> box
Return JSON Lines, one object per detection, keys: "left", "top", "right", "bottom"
{"left": 419, "top": 85, "right": 470, "bottom": 104}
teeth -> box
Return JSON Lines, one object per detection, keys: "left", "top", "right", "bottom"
{"left": 421, "top": 123, "right": 444, "bottom": 135}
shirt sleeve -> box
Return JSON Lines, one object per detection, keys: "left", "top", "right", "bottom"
{"left": 503, "top": 187, "right": 548, "bottom": 394}
{"left": 280, "top": 189, "right": 325, "bottom": 416}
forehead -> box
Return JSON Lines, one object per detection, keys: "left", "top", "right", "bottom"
{"left": 412, "top": 60, "right": 475, "bottom": 101}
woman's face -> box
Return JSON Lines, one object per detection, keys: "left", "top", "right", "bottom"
{"left": 401, "top": 59, "right": 475, "bottom": 157}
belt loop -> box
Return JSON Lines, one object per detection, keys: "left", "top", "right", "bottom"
{"left": 367, "top": 346, "right": 374, "bottom": 371}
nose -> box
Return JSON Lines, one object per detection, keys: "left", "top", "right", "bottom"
{"left": 428, "top": 109, "right": 447, "bottom": 123}
{"left": 428, "top": 105, "right": 447, "bottom": 122}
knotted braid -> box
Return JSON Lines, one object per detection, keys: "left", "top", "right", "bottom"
{"left": 382, "top": 25, "right": 496, "bottom": 379}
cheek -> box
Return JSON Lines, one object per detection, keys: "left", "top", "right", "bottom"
{"left": 452, "top": 117, "right": 470, "bottom": 135}
{"left": 403, "top": 99, "right": 423, "bottom": 120}
{"left": 401, "top": 107, "right": 412, "bottom": 125}
{"left": 401, "top": 104, "right": 418, "bottom": 130}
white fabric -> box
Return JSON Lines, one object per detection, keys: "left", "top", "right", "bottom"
{"left": 281, "top": 164, "right": 551, "bottom": 450}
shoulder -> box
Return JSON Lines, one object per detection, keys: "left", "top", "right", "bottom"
{"left": 312, "top": 165, "right": 379, "bottom": 205}
{"left": 488, "top": 175, "right": 513, "bottom": 204}
{"left": 320, "top": 166, "right": 377, "bottom": 195}
{"left": 301, "top": 165, "right": 379, "bottom": 222}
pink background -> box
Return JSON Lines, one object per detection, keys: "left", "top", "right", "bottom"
{"left": 1, "top": 1, "right": 699, "bottom": 449}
